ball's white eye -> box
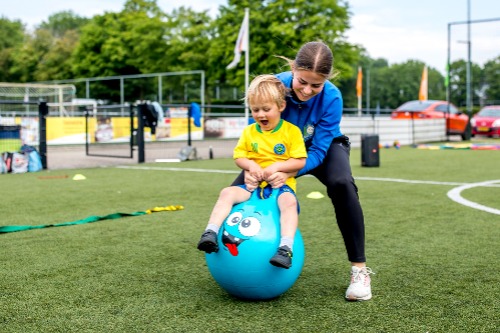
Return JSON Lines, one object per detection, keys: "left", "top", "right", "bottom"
{"left": 226, "top": 212, "right": 242, "bottom": 226}
{"left": 238, "top": 217, "right": 261, "bottom": 237}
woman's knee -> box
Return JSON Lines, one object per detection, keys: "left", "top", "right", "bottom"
{"left": 326, "top": 175, "right": 357, "bottom": 196}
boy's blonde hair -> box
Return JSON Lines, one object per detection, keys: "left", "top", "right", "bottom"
{"left": 245, "top": 74, "right": 288, "bottom": 108}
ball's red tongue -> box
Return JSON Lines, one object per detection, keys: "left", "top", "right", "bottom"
{"left": 226, "top": 243, "right": 238, "bottom": 256}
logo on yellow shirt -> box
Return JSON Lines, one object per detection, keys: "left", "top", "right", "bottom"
{"left": 274, "top": 143, "right": 285, "bottom": 155}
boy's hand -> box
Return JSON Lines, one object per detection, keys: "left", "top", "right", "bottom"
{"left": 266, "top": 171, "right": 288, "bottom": 188}
{"left": 244, "top": 170, "right": 260, "bottom": 192}
{"left": 248, "top": 164, "right": 264, "bottom": 182}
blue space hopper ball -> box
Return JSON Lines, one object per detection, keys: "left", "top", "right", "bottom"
{"left": 205, "top": 188, "right": 305, "bottom": 300}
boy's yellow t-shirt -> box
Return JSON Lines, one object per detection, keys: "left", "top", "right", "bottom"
{"left": 233, "top": 119, "right": 307, "bottom": 192}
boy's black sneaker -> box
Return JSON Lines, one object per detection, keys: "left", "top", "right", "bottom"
{"left": 197, "top": 230, "right": 219, "bottom": 253}
{"left": 270, "top": 245, "right": 293, "bottom": 269}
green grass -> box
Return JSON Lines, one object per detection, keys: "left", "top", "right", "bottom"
{"left": 0, "top": 138, "right": 21, "bottom": 152}
{"left": 1, "top": 146, "right": 499, "bottom": 332}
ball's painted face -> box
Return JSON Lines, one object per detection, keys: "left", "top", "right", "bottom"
{"left": 292, "top": 69, "right": 326, "bottom": 102}
{"left": 221, "top": 209, "right": 262, "bottom": 256}
{"left": 250, "top": 97, "right": 285, "bottom": 132}
{"left": 219, "top": 189, "right": 281, "bottom": 257}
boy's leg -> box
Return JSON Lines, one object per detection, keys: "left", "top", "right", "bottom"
{"left": 197, "top": 186, "right": 250, "bottom": 253}
{"left": 277, "top": 191, "right": 299, "bottom": 242}
{"left": 270, "top": 191, "right": 298, "bottom": 269}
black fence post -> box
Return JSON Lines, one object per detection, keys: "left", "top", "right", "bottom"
{"left": 129, "top": 104, "right": 134, "bottom": 158}
{"left": 187, "top": 104, "right": 192, "bottom": 147}
{"left": 137, "top": 104, "right": 145, "bottom": 163}
{"left": 38, "top": 101, "right": 48, "bottom": 170}
{"left": 84, "top": 108, "right": 89, "bottom": 156}
{"left": 411, "top": 112, "right": 415, "bottom": 146}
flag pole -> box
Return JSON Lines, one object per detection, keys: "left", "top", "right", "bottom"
{"left": 225, "top": 8, "right": 250, "bottom": 123}
{"left": 244, "top": 7, "right": 250, "bottom": 124}
{"left": 357, "top": 93, "right": 362, "bottom": 117}
{"left": 356, "top": 66, "right": 362, "bottom": 116}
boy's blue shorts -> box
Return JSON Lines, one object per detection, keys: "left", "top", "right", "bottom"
{"left": 236, "top": 184, "right": 300, "bottom": 213}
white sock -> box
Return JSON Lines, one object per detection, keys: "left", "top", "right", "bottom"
{"left": 206, "top": 224, "right": 219, "bottom": 234}
{"left": 279, "top": 236, "right": 294, "bottom": 249}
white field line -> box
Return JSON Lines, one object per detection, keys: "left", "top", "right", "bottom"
{"left": 446, "top": 180, "right": 500, "bottom": 215}
{"left": 116, "top": 165, "right": 500, "bottom": 215}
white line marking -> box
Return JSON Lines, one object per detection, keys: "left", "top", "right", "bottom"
{"left": 116, "top": 165, "right": 500, "bottom": 215}
{"left": 356, "top": 177, "right": 467, "bottom": 186}
{"left": 116, "top": 165, "right": 239, "bottom": 174}
{"left": 447, "top": 180, "right": 500, "bottom": 215}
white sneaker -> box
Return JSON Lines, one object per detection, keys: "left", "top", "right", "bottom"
{"left": 345, "top": 266, "right": 374, "bottom": 301}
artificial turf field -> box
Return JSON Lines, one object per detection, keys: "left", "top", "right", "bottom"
{"left": 1, "top": 145, "right": 499, "bottom": 332}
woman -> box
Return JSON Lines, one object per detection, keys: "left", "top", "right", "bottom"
{"left": 232, "top": 41, "right": 374, "bottom": 301}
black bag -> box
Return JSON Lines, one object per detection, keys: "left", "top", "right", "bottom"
{"left": 1, "top": 152, "right": 13, "bottom": 173}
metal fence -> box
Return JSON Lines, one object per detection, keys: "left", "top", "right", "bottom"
{"left": 85, "top": 104, "right": 134, "bottom": 159}
{"left": 1, "top": 100, "right": 450, "bottom": 170}
{"left": 0, "top": 100, "right": 48, "bottom": 169}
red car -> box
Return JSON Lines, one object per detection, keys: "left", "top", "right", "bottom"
{"left": 471, "top": 105, "right": 500, "bottom": 137}
{"left": 391, "top": 100, "right": 470, "bottom": 140}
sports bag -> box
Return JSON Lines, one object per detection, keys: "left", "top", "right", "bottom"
{"left": 11, "top": 152, "right": 28, "bottom": 174}
{"left": 20, "top": 145, "right": 43, "bottom": 172}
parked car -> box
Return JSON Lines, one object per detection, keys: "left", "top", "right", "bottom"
{"left": 471, "top": 105, "right": 500, "bottom": 137}
{"left": 391, "top": 100, "right": 470, "bottom": 140}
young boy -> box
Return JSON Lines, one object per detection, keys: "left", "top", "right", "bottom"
{"left": 197, "top": 74, "right": 307, "bottom": 269}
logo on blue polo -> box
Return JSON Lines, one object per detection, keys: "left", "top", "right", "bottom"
{"left": 303, "top": 123, "right": 315, "bottom": 142}
{"left": 274, "top": 143, "right": 285, "bottom": 155}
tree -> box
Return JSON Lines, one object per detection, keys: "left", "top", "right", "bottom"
{"left": 353, "top": 60, "right": 446, "bottom": 109}
{"left": 9, "top": 28, "right": 53, "bottom": 82}
{"left": 0, "top": 17, "right": 25, "bottom": 82}
{"left": 38, "top": 11, "right": 90, "bottom": 38}
{"left": 33, "top": 29, "right": 80, "bottom": 81}
{"left": 482, "top": 56, "right": 500, "bottom": 105}
{"left": 6, "top": 11, "right": 89, "bottom": 83}
{"left": 337, "top": 50, "right": 368, "bottom": 110}
{"left": 72, "top": 0, "right": 168, "bottom": 101}
{"left": 208, "top": 0, "right": 359, "bottom": 100}
{"left": 449, "top": 59, "right": 482, "bottom": 108}
{"left": 159, "top": 7, "right": 214, "bottom": 102}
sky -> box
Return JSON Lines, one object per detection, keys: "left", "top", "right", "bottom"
{"left": 1, "top": 0, "right": 500, "bottom": 74}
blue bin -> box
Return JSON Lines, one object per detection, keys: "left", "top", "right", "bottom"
{"left": 0, "top": 125, "right": 21, "bottom": 139}
{"left": 0, "top": 125, "right": 22, "bottom": 152}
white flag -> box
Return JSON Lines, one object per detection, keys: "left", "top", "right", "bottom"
{"left": 226, "top": 10, "right": 249, "bottom": 69}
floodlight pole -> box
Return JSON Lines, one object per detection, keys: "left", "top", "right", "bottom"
{"left": 466, "top": 0, "right": 472, "bottom": 136}
{"left": 446, "top": 14, "right": 500, "bottom": 140}
{"left": 446, "top": 23, "right": 451, "bottom": 142}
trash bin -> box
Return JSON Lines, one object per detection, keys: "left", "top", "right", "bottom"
{"left": 361, "top": 134, "right": 379, "bottom": 167}
{"left": 0, "top": 125, "right": 22, "bottom": 152}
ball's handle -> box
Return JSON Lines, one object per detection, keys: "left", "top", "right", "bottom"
{"left": 250, "top": 187, "right": 280, "bottom": 201}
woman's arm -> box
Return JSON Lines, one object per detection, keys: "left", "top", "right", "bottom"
{"left": 298, "top": 84, "right": 343, "bottom": 176}
{"left": 263, "top": 158, "right": 306, "bottom": 179}
{"left": 264, "top": 158, "right": 305, "bottom": 188}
